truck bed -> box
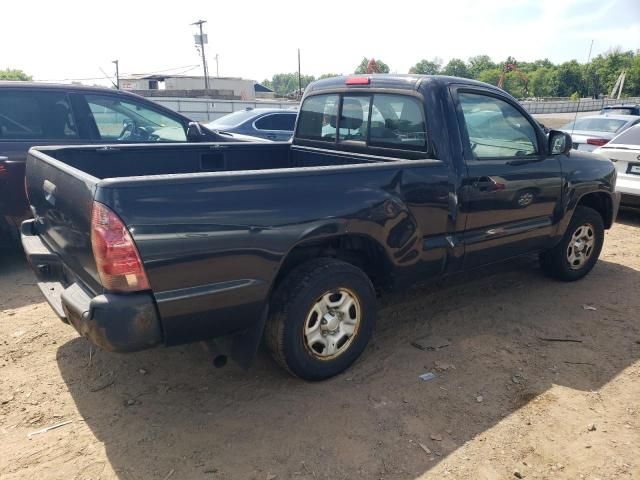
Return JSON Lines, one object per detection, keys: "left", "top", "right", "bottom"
{"left": 42, "top": 142, "right": 380, "bottom": 180}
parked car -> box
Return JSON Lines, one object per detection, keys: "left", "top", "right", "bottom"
{"left": 593, "top": 124, "right": 640, "bottom": 208}
{"left": 600, "top": 104, "right": 640, "bottom": 116}
{"left": 559, "top": 114, "right": 640, "bottom": 152}
{"left": 206, "top": 108, "right": 297, "bottom": 141}
{"left": 0, "top": 82, "right": 261, "bottom": 249}
{"left": 21, "top": 74, "right": 620, "bottom": 380}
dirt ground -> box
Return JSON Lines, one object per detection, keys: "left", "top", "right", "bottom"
{"left": 1, "top": 210, "right": 639, "bottom": 480}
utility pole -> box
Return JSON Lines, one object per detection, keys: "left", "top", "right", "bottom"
{"left": 112, "top": 60, "right": 120, "bottom": 89}
{"left": 297, "top": 48, "right": 302, "bottom": 98}
{"left": 214, "top": 53, "right": 219, "bottom": 77}
{"left": 191, "top": 19, "right": 210, "bottom": 90}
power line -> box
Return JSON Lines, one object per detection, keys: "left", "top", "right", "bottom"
{"left": 36, "top": 64, "right": 201, "bottom": 82}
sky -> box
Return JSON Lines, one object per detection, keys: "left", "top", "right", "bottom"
{"left": 2, "top": 0, "right": 639, "bottom": 87}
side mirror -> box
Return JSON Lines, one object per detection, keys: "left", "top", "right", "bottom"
{"left": 548, "top": 130, "right": 572, "bottom": 155}
{"left": 186, "top": 121, "right": 205, "bottom": 142}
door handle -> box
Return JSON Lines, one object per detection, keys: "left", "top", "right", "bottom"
{"left": 507, "top": 157, "right": 544, "bottom": 166}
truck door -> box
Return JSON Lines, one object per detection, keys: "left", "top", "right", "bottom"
{"left": 453, "top": 88, "right": 562, "bottom": 268}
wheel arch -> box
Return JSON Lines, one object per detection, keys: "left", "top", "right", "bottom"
{"left": 574, "top": 191, "right": 615, "bottom": 229}
{"left": 270, "top": 233, "right": 394, "bottom": 300}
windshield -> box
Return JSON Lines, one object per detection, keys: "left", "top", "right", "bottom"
{"left": 608, "top": 125, "right": 640, "bottom": 146}
{"left": 207, "top": 110, "right": 258, "bottom": 129}
{"left": 603, "top": 108, "right": 637, "bottom": 115}
{"left": 562, "top": 117, "right": 628, "bottom": 133}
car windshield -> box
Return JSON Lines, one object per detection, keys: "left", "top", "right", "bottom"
{"left": 608, "top": 125, "right": 640, "bottom": 146}
{"left": 562, "top": 117, "right": 628, "bottom": 133}
{"left": 603, "top": 108, "right": 637, "bottom": 115}
{"left": 207, "top": 110, "right": 259, "bottom": 129}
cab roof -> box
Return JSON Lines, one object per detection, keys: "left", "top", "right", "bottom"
{"left": 306, "top": 74, "right": 505, "bottom": 95}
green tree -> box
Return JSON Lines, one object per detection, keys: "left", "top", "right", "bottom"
{"left": 468, "top": 55, "right": 496, "bottom": 78}
{"left": 591, "top": 48, "right": 636, "bottom": 96}
{"left": 318, "top": 73, "right": 341, "bottom": 80}
{"left": 528, "top": 67, "right": 557, "bottom": 97}
{"left": 403, "top": 50, "right": 640, "bottom": 97}
{"left": 354, "top": 57, "right": 390, "bottom": 74}
{"left": 0, "top": 68, "right": 32, "bottom": 81}
{"left": 262, "top": 73, "right": 316, "bottom": 96}
{"left": 477, "top": 68, "right": 502, "bottom": 86}
{"left": 442, "top": 58, "right": 470, "bottom": 78}
{"left": 554, "top": 60, "right": 583, "bottom": 97}
{"left": 409, "top": 58, "right": 442, "bottom": 75}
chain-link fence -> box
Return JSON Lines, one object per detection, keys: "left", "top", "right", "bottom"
{"left": 521, "top": 97, "right": 640, "bottom": 114}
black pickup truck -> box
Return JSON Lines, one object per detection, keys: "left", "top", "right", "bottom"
{"left": 22, "top": 75, "right": 620, "bottom": 380}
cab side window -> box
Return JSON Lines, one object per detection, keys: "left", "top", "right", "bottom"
{"left": 0, "top": 91, "right": 78, "bottom": 140}
{"left": 459, "top": 92, "right": 538, "bottom": 158}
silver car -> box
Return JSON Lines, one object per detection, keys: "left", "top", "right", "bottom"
{"left": 560, "top": 114, "right": 640, "bottom": 152}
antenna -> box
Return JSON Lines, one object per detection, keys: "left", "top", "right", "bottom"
{"left": 571, "top": 39, "right": 594, "bottom": 138}
{"left": 99, "top": 66, "right": 118, "bottom": 88}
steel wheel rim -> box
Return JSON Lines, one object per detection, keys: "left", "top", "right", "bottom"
{"left": 303, "top": 288, "right": 361, "bottom": 360}
{"left": 566, "top": 223, "right": 595, "bottom": 270}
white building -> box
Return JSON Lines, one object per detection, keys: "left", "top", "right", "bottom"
{"left": 120, "top": 75, "right": 274, "bottom": 100}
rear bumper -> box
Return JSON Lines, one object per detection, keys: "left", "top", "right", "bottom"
{"left": 20, "top": 219, "right": 163, "bottom": 352}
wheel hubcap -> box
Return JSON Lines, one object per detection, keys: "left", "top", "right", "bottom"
{"left": 566, "top": 223, "right": 595, "bottom": 270}
{"left": 304, "top": 289, "right": 361, "bottom": 360}
{"left": 518, "top": 193, "right": 533, "bottom": 206}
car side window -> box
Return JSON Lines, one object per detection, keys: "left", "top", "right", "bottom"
{"left": 0, "top": 90, "right": 78, "bottom": 140}
{"left": 84, "top": 94, "right": 187, "bottom": 142}
{"left": 255, "top": 113, "right": 296, "bottom": 131}
{"left": 254, "top": 115, "right": 274, "bottom": 130}
{"left": 271, "top": 113, "right": 296, "bottom": 131}
{"left": 459, "top": 92, "right": 538, "bottom": 159}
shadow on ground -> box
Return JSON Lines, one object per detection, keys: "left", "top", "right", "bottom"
{"left": 0, "top": 251, "right": 37, "bottom": 311}
{"left": 55, "top": 249, "right": 640, "bottom": 479}
{"left": 616, "top": 207, "right": 640, "bottom": 227}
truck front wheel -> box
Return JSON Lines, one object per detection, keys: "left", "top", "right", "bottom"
{"left": 539, "top": 206, "right": 604, "bottom": 281}
{"left": 265, "top": 258, "right": 377, "bottom": 380}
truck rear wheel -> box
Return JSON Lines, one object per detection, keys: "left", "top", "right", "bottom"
{"left": 265, "top": 258, "right": 376, "bottom": 380}
{"left": 539, "top": 206, "right": 604, "bottom": 281}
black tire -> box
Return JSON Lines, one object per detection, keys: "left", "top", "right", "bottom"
{"left": 539, "top": 205, "right": 604, "bottom": 281}
{"left": 265, "top": 258, "right": 377, "bottom": 380}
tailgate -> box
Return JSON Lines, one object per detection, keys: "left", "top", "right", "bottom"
{"left": 25, "top": 148, "right": 102, "bottom": 294}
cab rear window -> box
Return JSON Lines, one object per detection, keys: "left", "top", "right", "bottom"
{"left": 296, "top": 94, "right": 339, "bottom": 141}
{"left": 297, "top": 93, "right": 427, "bottom": 151}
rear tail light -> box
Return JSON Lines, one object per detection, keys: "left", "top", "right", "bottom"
{"left": 91, "top": 201, "right": 150, "bottom": 292}
{"left": 587, "top": 138, "right": 608, "bottom": 146}
{"left": 346, "top": 76, "right": 370, "bottom": 85}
